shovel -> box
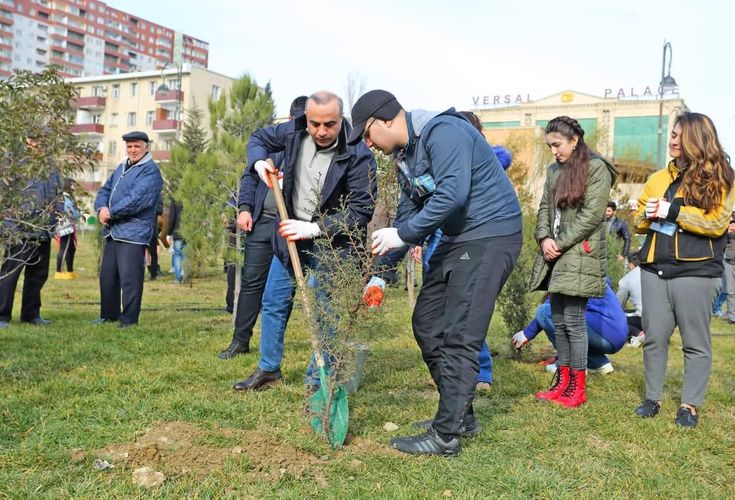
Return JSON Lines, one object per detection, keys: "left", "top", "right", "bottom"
{"left": 267, "top": 165, "right": 349, "bottom": 448}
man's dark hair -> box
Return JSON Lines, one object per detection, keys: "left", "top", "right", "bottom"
{"left": 627, "top": 249, "right": 641, "bottom": 266}
{"left": 458, "top": 111, "right": 483, "bottom": 133}
{"left": 607, "top": 201, "right": 617, "bottom": 211}
{"left": 290, "top": 95, "right": 308, "bottom": 117}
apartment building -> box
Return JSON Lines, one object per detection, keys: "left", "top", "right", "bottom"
{"left": 69, "top": 64, "right": 234, "bottom": 188}
{"left": 0, "top": 0, "right": 208, "bottom": 78}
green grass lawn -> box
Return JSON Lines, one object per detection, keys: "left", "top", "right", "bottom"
{"left": 1, "top": 237, "right": 734, "bottom": 498}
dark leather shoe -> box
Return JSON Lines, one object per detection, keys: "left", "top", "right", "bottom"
{"left": 675, "top": 406, "right": 698, "bottom": 428}
{"left": 233, "top": 368, "right": 282, "bottom": 391}
{"left": 90, "top": 318, "right": 117, "bottom": 325}
{"left": 21, "top": 317, "right": 51, "bottom": 326}
{"left": 218, "top": 340, "right": 249, "bottom": 360}
{"left": 635, "top": 399, "right": 661, "bottom": 418}
{"left": 413, "top": 416, "right": 481, "bottom": 437}
{"left": 117, "top": 322, "right": 137, "bottom": 329}
{"left": 390, "top": 427, "right": 461, "bottom": 456}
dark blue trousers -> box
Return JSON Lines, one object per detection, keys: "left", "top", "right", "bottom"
{"left": 99, "top": 238, "right": 146, "bottom": 325}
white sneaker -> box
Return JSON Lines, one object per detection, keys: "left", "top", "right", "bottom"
{"left": 545, "top": 363, "right": 557, "bottom": 373}
{"left": 629, "top": 334, "right": 645, "bottom": 348}
{"left": 588, "top": 362, "right": 614, "bottom": 374}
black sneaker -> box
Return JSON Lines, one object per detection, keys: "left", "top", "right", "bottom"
{"left": 675, "top": 406, "right": 698, "bottom": 428}
{"left": 412, "top": 417, "right": 481, "bottom": 437}
{"left": 635, "top": 399, "right": 661, "bottom": 418}
{"left": 390, "top": 427, "right": 461, "bottom": 457}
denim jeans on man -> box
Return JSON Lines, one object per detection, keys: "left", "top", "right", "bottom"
{"left": 535, "top": 302, "right": 615, "bottom": 369}
{"left": 172, "top": 239, "right": 185, "bottom": 282}
{"left": 258, "top": 255, "right": 334, "bottom": 387}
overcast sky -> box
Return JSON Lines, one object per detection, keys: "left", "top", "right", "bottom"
{"left": 110, "top": 0, "right": 735, "bottom": 155}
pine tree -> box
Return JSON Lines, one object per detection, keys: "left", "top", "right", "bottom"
{"left": 179, "top": 102, "right": 208, "bottom": 161}
{"left": 170, "top": 74, "right": 275, "bottom": 282}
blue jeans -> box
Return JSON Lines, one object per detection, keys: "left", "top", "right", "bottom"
{"left": 258, "top": 256, "right": 333, "bottom": 387}
{"left": 172, "top": 239, "right": 185, "bottom": 282}
{"left": 535, "top": 302, "right": 615, "bottom": 369}
{"left": 424, "top": 229, "right": 492, "bottom": 383}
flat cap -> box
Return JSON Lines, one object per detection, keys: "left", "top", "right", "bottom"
{"left": 122, "top": 131, "right": 149, "bottom": 143}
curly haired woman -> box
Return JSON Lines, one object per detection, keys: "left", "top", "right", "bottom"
{"left": 633, "top": 112, "right": 734, "bottom": 428}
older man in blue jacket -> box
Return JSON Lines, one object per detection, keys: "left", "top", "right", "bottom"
{"left": 232, "top": 91, "right": 376, "bottom": 392}
{"left": 349, "top": 90, "right": 522, "bottom": 456}
{"left": 93, "top": 131, "right": 163, "bottom": 327}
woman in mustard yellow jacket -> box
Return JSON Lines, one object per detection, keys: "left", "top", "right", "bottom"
{"left": 633, "top": 112, "right": 734, "bottom": 428}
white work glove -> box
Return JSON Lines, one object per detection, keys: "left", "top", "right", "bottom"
{"left": 512, "top": 330, "right": 529, "bottom": 349}
{"left": 371, "top": 228, "right": 406, "bottom": 255}
{"left": 278, "top": 219, "right": 321, "bottom": 241}
{"left": 254, "top": 160, "right": 282, "bottom": 189}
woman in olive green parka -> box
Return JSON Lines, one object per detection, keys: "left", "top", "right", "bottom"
{"left": 529, "top": 116, "right": 616, "bottom": 408}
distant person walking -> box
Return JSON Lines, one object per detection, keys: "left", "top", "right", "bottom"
{"left": 54, "top": 180, "right": 82, "bottom": 279}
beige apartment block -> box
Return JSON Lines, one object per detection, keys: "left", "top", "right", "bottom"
{"left": 68, "top": 63, "right": 234, "bottom": 189}
{"left": 473, "top": 90, "right": 687, "bottom": 205}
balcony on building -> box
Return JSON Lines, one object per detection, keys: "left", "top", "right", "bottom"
{"left": 74, "top": 96, "right": 106, "bottom": 110}
{"left": 71, "top": 123, "right": 104, "bottom": 135}
{"left": 152, "top": 119, "right": 178, "bottom": 132}
{"left": 155, "top": 89, "right": 183, "bottom": 103}
{"left": 151, "top": 150, "right": 172, "bottom": 161}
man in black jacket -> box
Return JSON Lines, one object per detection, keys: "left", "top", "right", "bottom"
{"left": 232, "top": 90, "right": 376, "bottom": 391}
{"left": 0, "top": 136, "right": 60, "bottom": 328}
{"left": 605, "top": 201, "right": 631, "bottom": 261}
{"left": 218, "top": 96, "right": 308, "bottom": 360}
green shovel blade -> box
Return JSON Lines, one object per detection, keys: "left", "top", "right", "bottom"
{"left": 309, "top": 383, "right": 349, "bottom": 448}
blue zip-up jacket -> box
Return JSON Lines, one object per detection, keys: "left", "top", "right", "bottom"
{"left": 524, "top": 280, "right": 628, "bottom": 351}
{"left": 94, "top": 152, "right": 163, "bottom": 245}
{"left": 247, "top": 114, "right": 377, "bottom": 267}
{"left": 394, "top": 109, "right": 522, "bottom": 245}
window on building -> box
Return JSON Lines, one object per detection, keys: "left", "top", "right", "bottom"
{"left": 92, "top": 113, "right": 101, "bottom": 124}
{"left": 149, "top": 81, "right": 156, "bottom": 95}
{"left": 167, "top": 78, "right": 180, "bottom": 90}
{"left": 127, "top": 112, "right": 136, "bottom": 126}
{"left": 130, "top": 81, "right": 137, "bottom": 97}
{"left": 211, "top": 84, "right": 220, "bottom": 101}
{"left": 91, "top": 85, "right": 104, "bottom": 96}
{"left": 146, "top": 110, "right": 154, "bottom": 126}
{"left": 108, "top": 140, "right": 116, "bottom": 154}
{"left": 110, "top": 113, "right": 118, "bottom": 127}
{"left": 111, "top": 84, "right": 120, "bottom": 98}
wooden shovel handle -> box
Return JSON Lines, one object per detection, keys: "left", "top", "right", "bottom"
{"left": 266, "top": 159, "right": 326, "bottom": 369}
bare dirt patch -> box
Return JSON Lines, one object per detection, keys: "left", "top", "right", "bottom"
{"left": 93, "top": 421, "right": 325, "bottom": 482}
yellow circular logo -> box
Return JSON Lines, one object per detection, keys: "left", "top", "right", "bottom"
{"left": 561, "top": 92, "right": 574, "bottom": 103}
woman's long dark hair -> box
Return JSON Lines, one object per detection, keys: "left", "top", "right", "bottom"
{"left": 545, "top": 116, "right": 592, "bottom": 209}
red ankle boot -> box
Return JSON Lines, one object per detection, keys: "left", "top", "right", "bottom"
{"left": 535, "top": 365, "right": 570, "bottom": 401}
{"left": 554, "top": 368, "right": 587, "bottom": 408}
